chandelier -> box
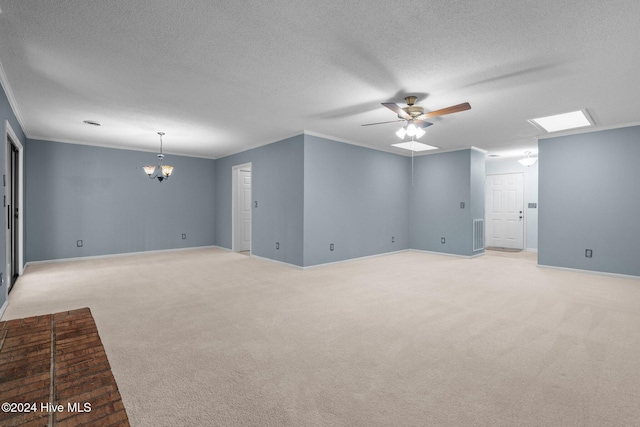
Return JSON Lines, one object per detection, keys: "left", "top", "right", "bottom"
{"left": 143, "top": 132, "right": 174, "bottom": 182}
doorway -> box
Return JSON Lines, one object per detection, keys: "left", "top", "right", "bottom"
{"left": 5, "top": 121, "right": 23, "bottom": 293}
{"left": 485, "top": 173, "right": 524, "bottom": 250}
{"left": 232, "top": 163, "right": 252, "bottom": 253}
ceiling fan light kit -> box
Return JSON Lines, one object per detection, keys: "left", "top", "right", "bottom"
{"left": 143, "top": 132, "right": 174, "bottom": 182}
{"left": 363, "top": 95, "right": 471, "bottom": 148}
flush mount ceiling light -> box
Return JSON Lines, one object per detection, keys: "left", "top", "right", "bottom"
{"left": 143, "top": 132, "right": 174, "bottom": 182}
{"left": 528, "top": 110, "right": 593, "bottom": 133}
{"left": 518, "top": 151, "right": 537, "bottom": 167}
{"left": 391, "top": 141, "right": 439, "bottom": 152}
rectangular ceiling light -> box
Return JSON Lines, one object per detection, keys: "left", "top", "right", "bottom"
{"left": 528, "top": 110, "right": 593, "bottom": 133}
{"left": 391, "top": 141, "right": 439, "bottom": 152}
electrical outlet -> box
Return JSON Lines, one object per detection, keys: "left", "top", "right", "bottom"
{"left": 276, "top": 242, "right": 279, "bottom": 250}
{"left": 330, "top": 243, "right": 334, "bottom": 251}
{"left": 182, "top": 234, "right": 186, "bottom": 240}
{"left": 585, "top": 249, "right": 593, "bottom": 258}
{"left": 77, "top": 240, "right": 83, "bottom": 247}
{"left": 460, "top": 202, "right": 465, "bottom": 209}
{"left": 391, "top": 236, "right": 395, "bottom": 243}
{"left": 441, "top": 237, "right": 446, "bottom": 244}
{"left": 254, "top": 201, "right": 258, "bottom": 208}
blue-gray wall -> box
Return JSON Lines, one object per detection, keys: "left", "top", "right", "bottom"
{"left": 214, "top": 135, "right": 305, "bottom": 266}
{"left": 25, "top": 139, "right": 216, "bottom": 261}
{"left": 303, "top": 135, "right": 410, "bottom": 266}
{"left": 538, "top": 125, "right": 640, "bottom": 276}
{"left": 410, "top": 149, "right": 484, "bottom": 256}
{"left": 485, "top": 157, "right": 539, "bottom": 250}
{"left": 18, "top": 130, "right": 491, "bottom": 286}
{"left": 0, "top": 82, "right": 27, "bottom": 312}
{"left": 470, "top": 149, "right": 486, "bottom": 235}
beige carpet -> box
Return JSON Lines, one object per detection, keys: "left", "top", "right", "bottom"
{"left": 3, "top": 248, "right": 640, "bottom": 426}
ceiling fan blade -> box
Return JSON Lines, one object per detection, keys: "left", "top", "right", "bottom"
{"left": 361, "top": 119, "right": 405, "bottom": 127}
{"left": 417, "top": 102, "right": 471, "bottom": 120}
{"left": 382, "top": 102, "right": 411, "bottom": 120}
{"left": 413, "top": 120, "right": 433, "bottom": 128}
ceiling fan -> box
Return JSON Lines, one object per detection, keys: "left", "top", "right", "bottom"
{"left": 362, "top": 96, "right": 471, "bottom": 130}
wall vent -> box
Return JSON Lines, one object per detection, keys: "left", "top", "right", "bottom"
{"left": 473, "top": 219, "right": 484, "bottom": 252}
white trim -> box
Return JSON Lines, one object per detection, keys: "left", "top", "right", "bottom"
{"left": 470, "top": 146, "right": 488, "bottom": 154}
{"left": 231, "top": 162, "right": 252, "bottom": 253}
{"left": 248, "top": 250, "right": 413, "bottom": 270}
{"left": 485, "top": 172, "right": 526, "bottom": 251}
{"left": 537, "top": 264, "right": 640, "bottom": 280}
{"left": 526, "top": 248, "right": 538, "bottom": 252}
{"left": 5, "top": 120, "right": 24, "bottom": 279}
{"left": 220, "top": 132, "right": 306, "bottom": 159}
{"left": 303, "top": 130, "right": 389, "bottom": 153}
{"left": 301, "top": 249, "right": 411, "bottom": 269}
{"left": 28, "top": 136, "right": 218, "bottom": 160}
{"left": 24, "top": 245, "right": 221, "bottom": 267}
{"left": 0, "top": 60, "right": 29, "bottom": 137}
{"left": 537, "top": 120, "right": 640, "bottom": 140}
{"left": 0, "top": 298, "right": 8, "bottom": 320}
{"left": 409, "top": 249, "right": 485, "bottom": 259}
{"left": 249, "top": 254, "right": 304, "bottom": 270}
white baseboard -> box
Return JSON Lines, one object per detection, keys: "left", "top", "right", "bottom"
{"left": 250, "top": 249, "right": 412, "bottom": 270}
{"left": 249, "top": 254, "right": 304, "bottom": 270}
{"left": 526, "top": 248, "right": 538, "bottom": 252}
{"left": 302, "top": 249, "right": 410, "bottom": 269}
{"left": 0, "top": 298, "right": 8, "bottom": 320}
{"left": 410, "top": 249, "right": 485, "bottom": 259}
{"left": 537, "top": 264, "right": 640, "bottom": 280}
{"left": 24, "top": 245, "right": 221, "bottom": 267}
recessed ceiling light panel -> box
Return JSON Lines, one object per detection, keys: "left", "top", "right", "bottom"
{"left": 391, "top": 141, "right": 439, "bottom": 152}
{"left": 528, "top": 110, "right": 593, "bottom": 133}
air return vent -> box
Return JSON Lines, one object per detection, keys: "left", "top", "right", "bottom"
{"left": 473, "top": 219, "right": 484, "bottom": 252}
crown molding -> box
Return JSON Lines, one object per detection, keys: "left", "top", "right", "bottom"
{"left": 0, "top": 59, "right": 29, "bottom": 138}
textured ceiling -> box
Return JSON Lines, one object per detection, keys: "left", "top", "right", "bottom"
{"left": 1, "top": 0, "right": 639, "bottom": 159}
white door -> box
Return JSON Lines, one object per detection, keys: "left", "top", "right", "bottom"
{"left": 234, "top": 168, "right": 252, "bottom": 252}
{"left": 485, "top": 173, "right": 524, "bottom": 249}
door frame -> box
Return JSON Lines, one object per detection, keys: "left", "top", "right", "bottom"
{"left": 231, "top": 162, "right": 252, "bottom": 253}
{"left": 4, "top": 120, "right": 24, "bottom": 291}
{"left": 485, "top": 172, "right": 525, "bottom": 250}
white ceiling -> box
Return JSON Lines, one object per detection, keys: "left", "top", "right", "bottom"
{"left": 1, "top": 1, "right": 639, "bottom": 159}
